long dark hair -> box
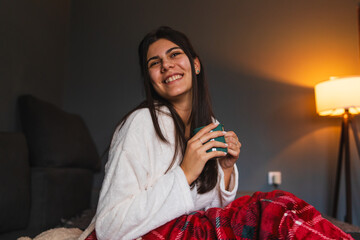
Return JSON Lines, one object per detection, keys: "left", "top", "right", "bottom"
{"left": 120, "top": 26, "right": 217, "bottom": 194}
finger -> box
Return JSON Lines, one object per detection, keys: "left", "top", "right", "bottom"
{"left": 225, "top": 136, "right": 241, "bottom": 147}
{"left": 224, "top": 130, "right": 236, "bottom": 136}
{"left": 224, "top": 136, "right": 236, "bottom": 143}
{"left": 200, "top": 130, "right": 226, "bottom": 143}
{"left": 201, "top": 140, "right": 228, "bottom": 152}
{"left": 225, "top": 137, "right": 239, "bottom": 150}
{"left": 226, "top": 147, "right": 240, "bottom": 157}
{"left": 190, "top": 122, "right": 219, "bottom": 143}
{"left": 225, "top": 142, "right": 237, "bottom": 152}
{"left": 225, "top": 131, "right": 238, "bottom": 141}
{"left": 206, "top": 150, "right": 227, "bottom": 159}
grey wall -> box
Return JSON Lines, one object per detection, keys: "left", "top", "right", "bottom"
{"left": 64, "top": 0, "right": 360, "bottom": 225}
{"left": 1, "top": 0, "right": 360, "bottom": 226}
{"left": 0, "top": 0, "right": 71, "bottom": 131}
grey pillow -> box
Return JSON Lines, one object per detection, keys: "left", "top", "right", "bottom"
{"left": 0, "top": 132, "right": 30, "bottom": 233}
{"left": 18, "top": 95, "right": 100, "bottom": 170}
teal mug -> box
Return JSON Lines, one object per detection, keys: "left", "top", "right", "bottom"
{"left": 193, "top": 124, "right": 228, "bottom": 153}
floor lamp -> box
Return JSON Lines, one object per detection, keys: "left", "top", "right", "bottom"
{"left": 315, "top": 76, "right": 360, "bottom": 224}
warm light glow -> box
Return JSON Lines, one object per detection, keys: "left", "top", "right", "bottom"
{"left": 314, "top": 76, "right": 360, "bottom": 116}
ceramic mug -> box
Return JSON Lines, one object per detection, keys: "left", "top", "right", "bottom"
{"left": 193, "top": 124, "right": 227, "bottom": 153}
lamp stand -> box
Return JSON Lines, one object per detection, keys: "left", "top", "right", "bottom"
{"left": 332, "top": 109, "right": 360, "bottom": 224}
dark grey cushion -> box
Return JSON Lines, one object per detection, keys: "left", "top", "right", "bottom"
{"left": 28, "top": 167, "right": 93, "bottom": 230}
{"left": 0, "top": 132, "right": 30, "bottom": 233}
{"left": 18, "top": 95, "right": 100, "bottom": 170}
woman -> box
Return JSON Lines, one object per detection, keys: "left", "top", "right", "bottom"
{"left": 80, "top": 26, "right": 241, "bottom": 240}
{"left": 79, "top": 26, "right": 354, "bottom": 240}
{"left": 22, "top": 26, "right": 353, "bottom": 240}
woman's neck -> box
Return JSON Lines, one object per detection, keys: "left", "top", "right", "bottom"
{"left": 172, "top": 98, "right": 192, "bottom": 139}
{"left": 174, "top": 104, "right": 191, "bottom": 124}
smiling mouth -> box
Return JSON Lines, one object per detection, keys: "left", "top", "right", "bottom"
{"left": 163, "top": 74, "right": 183, "bottom": 84}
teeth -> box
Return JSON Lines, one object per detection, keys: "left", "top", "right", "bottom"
{"left": 165, "top": 75, "right": 181, "bottom": 83}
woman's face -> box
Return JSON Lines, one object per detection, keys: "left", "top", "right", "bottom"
{"left": 146, "top": 38, "right": 200, "bottom": 103}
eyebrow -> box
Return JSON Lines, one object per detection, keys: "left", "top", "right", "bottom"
{"left": 146, "top": 47, "right": 182, "bottom": 65}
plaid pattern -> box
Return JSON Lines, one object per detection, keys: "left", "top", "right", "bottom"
{"left": 143, "top": 191, "right": 353, "bottom": 240}
{"left": 85, "top": 190, "right": 354, "bottom": 240}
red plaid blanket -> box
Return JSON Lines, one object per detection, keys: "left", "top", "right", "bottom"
{"left": 86, "top": 190, "right": 353, "bottom": 240}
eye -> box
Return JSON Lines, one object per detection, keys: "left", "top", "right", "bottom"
{"left": 170, "top": 51, "right": 182, "bottom": 58}
{"left": 148, "top": 60, "right": 160, "bottom": 68}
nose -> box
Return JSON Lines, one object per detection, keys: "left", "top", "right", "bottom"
{"left": 161, "top": 59, "right": 174, "bottom": 73}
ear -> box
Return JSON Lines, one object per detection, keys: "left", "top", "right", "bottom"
{"left": 194, "top": 57, "right": 201, "bottom": 75}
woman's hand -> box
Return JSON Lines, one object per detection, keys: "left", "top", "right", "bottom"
{"left": 180, "top": 122, "right": 228, "bottom": 185}
{"left": 219, "top": 131, "right": 241, "bottom": 171}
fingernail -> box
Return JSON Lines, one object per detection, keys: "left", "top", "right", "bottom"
{"left": 224, "top": 143, "right": 228, "bottom": 147}
{"left": 214, "top": 122, "right": 219, "bottom": 125}
{"left": 222, "top": 131, "right": 227, "bottom": 135}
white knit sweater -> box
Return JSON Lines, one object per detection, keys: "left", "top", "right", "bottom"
{"left": 80, "top": 106, "right": 238, "bottom": 240}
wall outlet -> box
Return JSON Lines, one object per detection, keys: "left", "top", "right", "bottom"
{"left": 268, "top": 171, "right": 281, "bottom": 185}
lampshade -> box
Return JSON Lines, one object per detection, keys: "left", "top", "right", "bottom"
{"left": 314, "top": 76, "right": 360, "bottom": 116}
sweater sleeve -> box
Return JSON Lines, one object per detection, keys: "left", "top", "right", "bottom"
{"left": 207, "top": 161, "right": 238, "bottom": 209}
{"left": 94, "top": 114, "right": 194, "bottom": 240}
{"left": 218, "top": 161, "right": 238, "bottom": 206}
